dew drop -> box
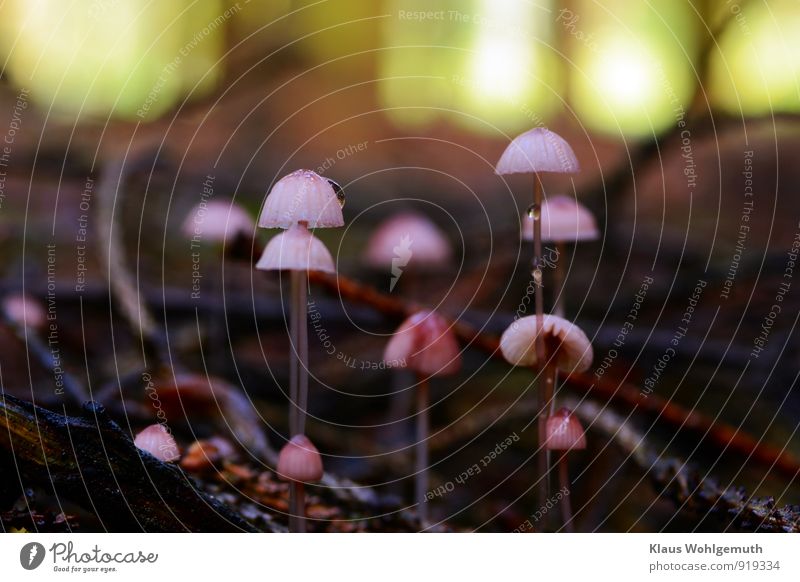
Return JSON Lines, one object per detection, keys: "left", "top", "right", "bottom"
{"left": 327, "top": 179, "right": 345, "bottom": 208}
{"left": 526, "top": 203, "right": 541, "bottom": 220}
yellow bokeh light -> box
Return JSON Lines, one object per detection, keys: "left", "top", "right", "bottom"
{"left": 569, "top": 1, "right": 696, "bottom": 137}
{"left": 710, "top": 0, "right": 800, "bottom": 115}
{"left": 471, "top": 36, "right": 532, "bottom": 101}
{"left": 0, "top": 0, "right": 225, "bottom": 120}
{"left": 454, "top": 0, "right": 559, "bottom": 134}
{"left": 595, "top": 43, "right": 657, "bottom": 107}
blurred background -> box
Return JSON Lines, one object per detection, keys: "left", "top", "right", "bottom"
{"left": 0, "top": 0, "right": 798, "bottom": 532}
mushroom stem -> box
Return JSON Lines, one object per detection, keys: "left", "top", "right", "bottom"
{"left": 531, "top": 173, "right": 549, "bottom": 513}
{"left": 297, "top": 272, "right": 309, "bottom": 435}
{"left": 551, "top": 241, "right": 566, "bottom": 420}
{"left": 539, "top": 359, "right": 557, "bottom": 526}
{"left": 558, "top": 456, "right": 575, "bottom": 533}
{"left": 289, "top": 264, "right": 310, "bottom": 435}
{"left": 415, "top": 375, "right": 430, "bottom": 528}
{"left": 289, "top": 481, "right": 306, "bottom": 533}
{"left": 553, "top": 240, "right": 566, "bottom": 318}
{"left": 289, "top": 270, "right": 301, "bottom": 435}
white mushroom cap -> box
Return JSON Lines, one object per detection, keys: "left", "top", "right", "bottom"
{"left": 495, "top": 128, "right": 580, "bottom": 175}
{"left": 383, "top": 310, "right": 461, "bottom": 377}
{"left": 277, "top": 434, "right": 324, "bottom": 483}
{"left": 363, "top": 212, "right": 452, "bottom": 269}
{"left": 256, "top": 223, "right": 336, "bottom": 273}
{"left": 181, "top": 200, "right": 255, "bottom": 244}
{"left": 500, "top": 314, "right": 593, "bottom": 373}
{"left": 522, "top": 195, "right": 599, "bottom": 242}
{"left": 259, "top": 169, "right": 344, "bottom": 229}
{"left": 545, "top": 408, "right": 587, "bottom": 451}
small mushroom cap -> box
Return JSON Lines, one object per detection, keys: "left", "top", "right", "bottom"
{"left": 363, "top": 212, "right": 452, "bottom": 268}
{"left": 259, "top": 169, "right": 344, "bottom": 229}
{"left": 181, "top": 200, "right": 255, "bottom": 244}
{"left": 500, "top": 314, "right": 593, "bottom": 373}
{"left": 495, "top": 127, "right": 580, "bottom": 175}
{"left": 2, "top": 293, "right": 46, "bottom": 330}
{"left": 277, "top": 434, "right": 324, "bottom": 483}
{"left": 545, "top": 408, "right": 587, "bottom": 451}
{"left": 383, "top": 310, "right": 461, "bottom": 377}
{"left": 522, "top": 195, "right": 599, "bottom": 242}
{"left": 134, "top": 424, "right": 180, "bottom": 462}
{"left": 255, "top": 223, "right": 336, "bottom": 273}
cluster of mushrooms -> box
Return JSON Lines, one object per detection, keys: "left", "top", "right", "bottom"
{"left": 121, "top": 127, "right": 600, "bottom": 532}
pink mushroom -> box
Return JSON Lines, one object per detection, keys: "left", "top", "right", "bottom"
{"left": 256, "top": 170, "right": 344, "bottom": 438}
{"left": 522, "top": 195, "right": 599, "bottom": 317}
{"left": 259, "top": 169, "right": 344, "bottom": 229}
{"left": 2, "top": 293, "right": 46, "bottom": 331}
{"left": 545, "top": 408, "right": 587, "bottom": 532}
{"left": 363, "top": 212, "right": 452, "bottom": 292}
{"left": 276, "top": 434, "right": 324, "bottom": 532}
{"left": 134, "top": 424, "right": 180, "bottom": 462}
{"left": 384, "top": 310, "right": 461, "bottom": 527}
{"left": 181, "top": 199, "right": 255, "bottom": 246}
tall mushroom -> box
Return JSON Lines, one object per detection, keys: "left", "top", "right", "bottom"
{"left": 496, "top": 128, "right": 580, "bottom": 510}
{"left": 383, "top": 310, "right": 461, "bottom": 527}
{"left": 545, "top": 407, "right": 586, "bottom": 532}
{"left": 257, "top": 170, "right": 344, "bottom": 436}
{"left": 500, "top": 314, "right": 592, "bottom": 516}
{"left": 521, "top": 194, "right": 599, "bottom": 317}
{"left": 256, "top": 222, "right": 336, "bottom": 435}
{"left": 277, "top": 434, "right": 324, "bottom": 533}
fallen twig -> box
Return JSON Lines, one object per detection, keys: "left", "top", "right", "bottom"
{"left": 566, "top": 398, "right": 800, "bottom": 533}
{"left": 306, "top": 270, "right": 800, "bottom": 480}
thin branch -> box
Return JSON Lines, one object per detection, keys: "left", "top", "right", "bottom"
{"left": 305, "top": 270, "right": 800, "bottom": 480}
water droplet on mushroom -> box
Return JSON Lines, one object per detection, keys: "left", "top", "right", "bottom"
{"left": 526, "top": 204, "right": 540, "bottom": 220}
{"left": 327, "top": 179, "right": 345, "bottom": 208}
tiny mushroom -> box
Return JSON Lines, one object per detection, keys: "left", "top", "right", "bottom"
{"left": 256, "top": 170, "right": 344, "bottom": 437}
{"left": 256, "top": 222, "right": 336, "bottom": 273}
{"left": 522, "top": 195, "right": 599, "bottom": 244}
{"left": 495, "top": 128, "right": 581, "bottom": 176}
{"left": 134, "top": 424, "right": 180, "bottom": 462}
{"left": 545, "top": 408, "right": 587, "bottom": 532}
{"left": 522, "top": 195, "right": 599, "bottom": 317}
{"left": 499, "top": 314, "right": 593, "bottom": 374}
{"left": 363, "top": 212, "right": 452, "bottom": 291}
{"left": 258, "top": 169, "right": 344, "bottom": 229}
{"left": 2, "top": 293, "right": 46, "bottom": 331}
{"left": 276, "top": 434, "right": 324, "bottom": 532}
{"left": 181, "top": 199, "right": 256, "bottom": 246}
{"left": 384, "top": 310, "right": 461, "bottom": 526}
